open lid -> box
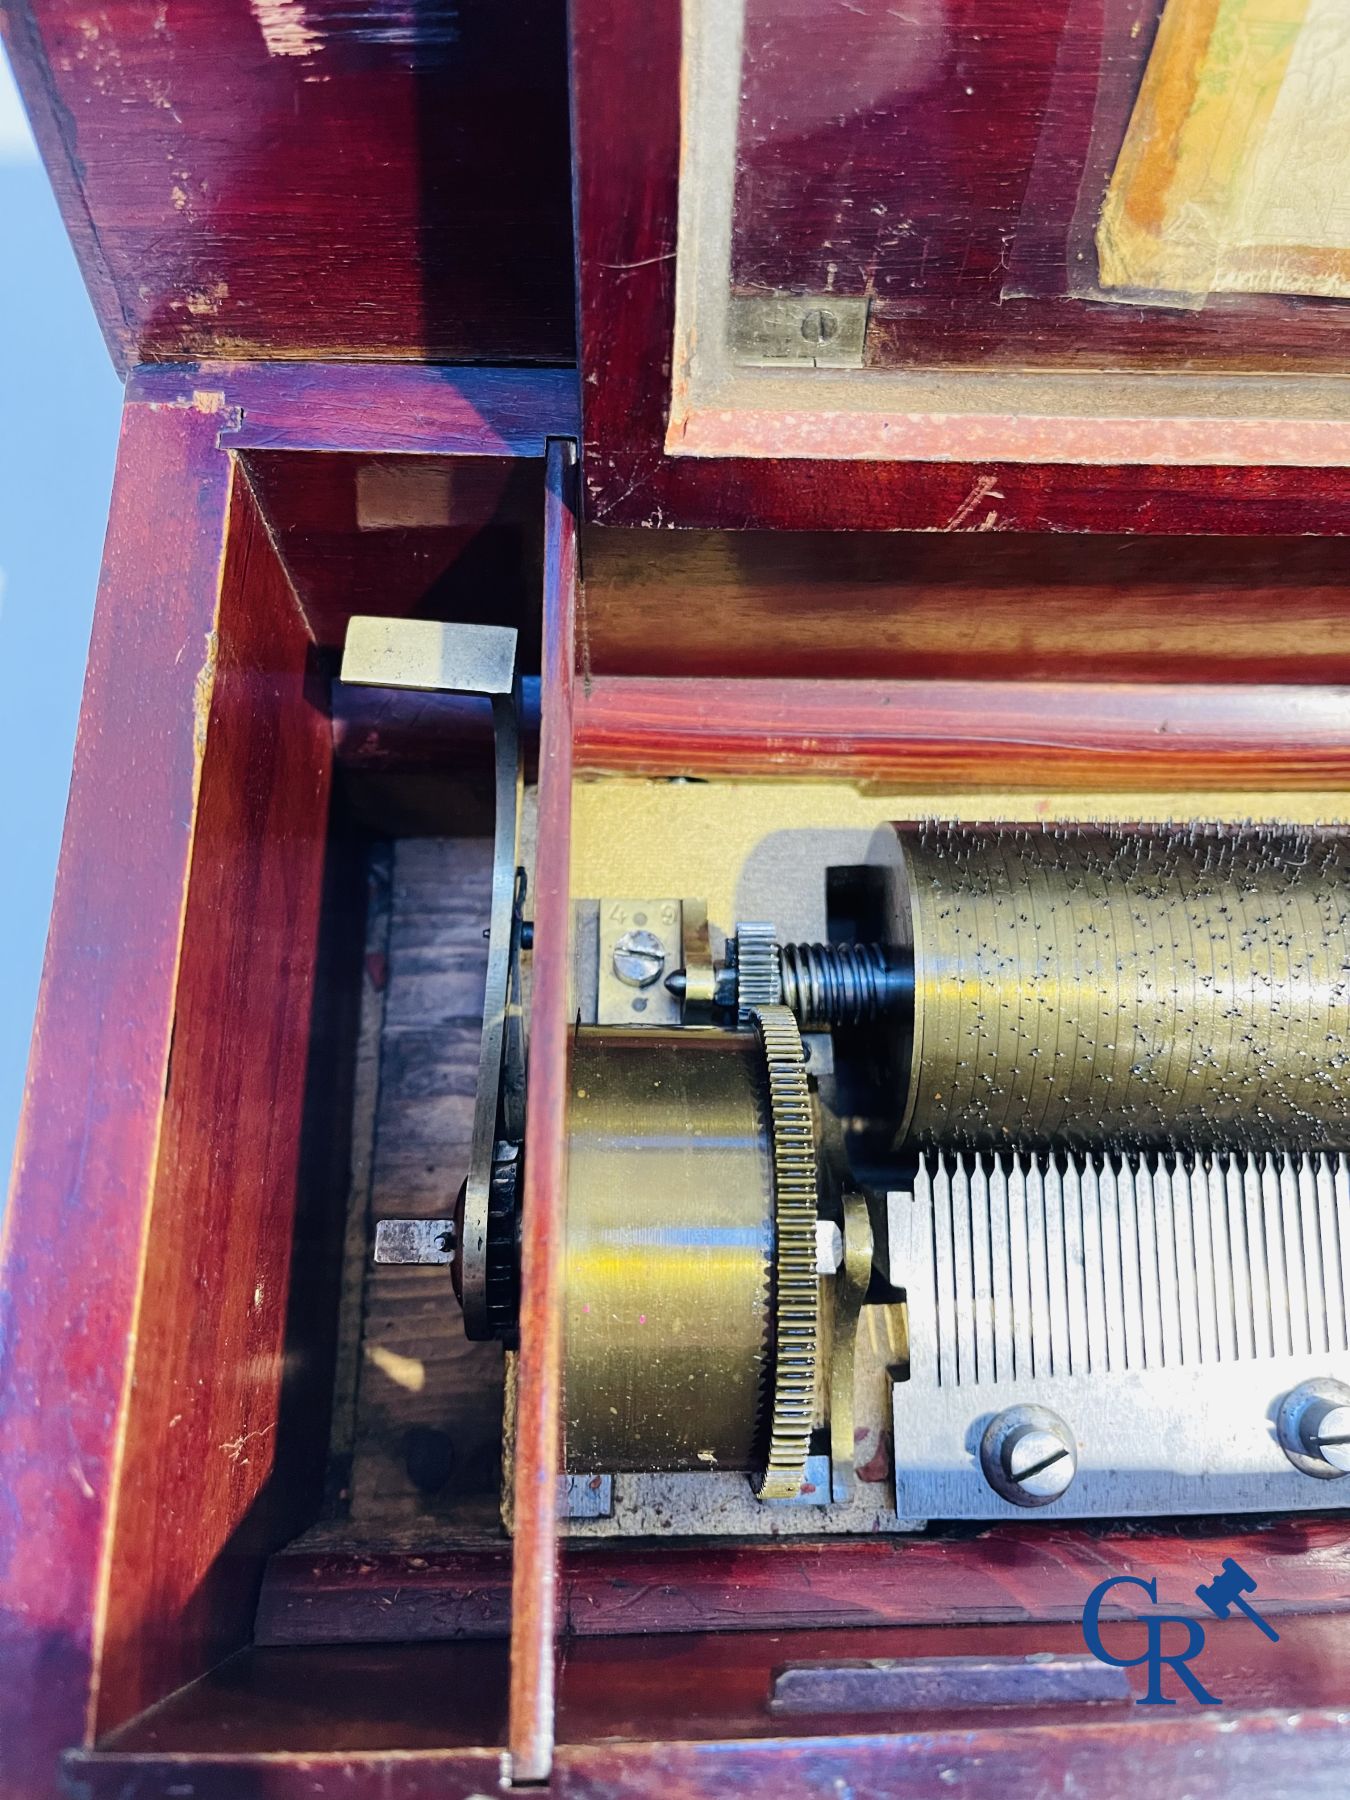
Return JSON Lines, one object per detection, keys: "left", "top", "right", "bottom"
{"left": 2, "top": 0, "right": 574, "bottom": 371}
{"left": 572, "top": 0, "right": 1350, "bottom": 532}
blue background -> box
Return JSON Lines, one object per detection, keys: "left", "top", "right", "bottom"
{"left": 0, "top": 46, "right": 122, "bottom": 1200}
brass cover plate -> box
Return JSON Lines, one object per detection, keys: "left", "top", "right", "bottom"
{"left": 728, "top": 294, "right": 870, "bottom": 367}
{"left": 596, "top": 898, "right": 684, "bottom": 1026}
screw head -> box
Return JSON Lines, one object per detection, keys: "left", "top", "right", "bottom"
{"left": 1278, "top": 1377, "right": 1350, "bottom": 1479}
{"left": 1005, "top": 1427, "right": 1077, "bottom": 1500}
{"left": 980, "top": 1405, "right": 1078, "bottom": 1508}
{"left": 800, "top": 307, "right": 840, "bottom": 347}
{"left": 612, "top": 928, "right": 666, "bottom": 988}
{"left": 1305, "top": 1402, "right": 1350, "bottom": 1474}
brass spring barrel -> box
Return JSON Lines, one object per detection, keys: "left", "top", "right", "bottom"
{"left": 884, "top": 823, "right": 1350, "bottom": 1153}
{"left": 564, "top": 1028, "right": 775, "bottom": 1473}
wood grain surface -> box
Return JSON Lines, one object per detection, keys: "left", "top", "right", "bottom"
{"left": 242, "top": 451, "right": 546, "bottom": 659}
{"left": 93, "top": 467, "right": 336, "bottom": 1735}
{"left": 58, "top": 1713, "right": 1350, "bottom": 1800}
{"left": 65, "top": 1613, "right": 1350, "bottom": 1792}
{"left": 255, "top": 1514, "right": 1350, "bottom": 1647}
{"left": 574, "top": 677, "right": 1350, "bottom": 788}
{"left": 0, "top": 362, "right": 568, "bottom": 1789}
{"left": 509, "top": 440, "right": 579, "bottom": 1782}
{"left": 578, "top": 526, "right": 1350, "bottom": 682}
{"left": 82, "top": 1611, "right": 1350, "bottom": 1751}
{"left": 0, "top": 401, "right": 236, "bottom": 1796}
{"left": 570, "top": 0, "right": 1350, "bottom": 529}
{"left": 346, "top": 838, "right": 507, "bottom": 1540}
{"left": 2, "top": 0, "right": 574, "bottom": 370}
{"left": 127, "top": 363, "right": 579, "bottom": 458}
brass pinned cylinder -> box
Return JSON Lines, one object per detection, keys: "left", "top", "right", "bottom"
{"left": 880, "top": 823, "right": 1350, "bottom": 1153}
{"left": 563, "top": 1028, "right": 775, "bottom": 1473}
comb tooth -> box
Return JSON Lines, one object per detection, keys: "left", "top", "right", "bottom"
{"left": 1335, "top": 1157, "right": 1350, "bottom": 1350}
{"left": 1196, "top": 1156, "right": 1223, "bottom": 1364}
{"left": 989, "top": 1154, "right": 1014, "bottom": 1383}
{"left": 1245, "top": 1155, "right": 1273, "bottom": 1360}
{"left": 1008, "top": 1155, "right": 1033, "bottom": 1383}
{"left": 1320, "top": 1154, "right": 1348, "bottom": 1353}
{"left": 918, "top": 1148, "right": 1334, "bottom": 1388}
{"left": 1297, "top": 1154, "right": 1326, "bottom": 1357}
{"left": 1226, "top": 1155, "right": 1255, "bottom": 1362}
{"left": 1267, "top": 1159, "right": 1303, "bottom": 1353}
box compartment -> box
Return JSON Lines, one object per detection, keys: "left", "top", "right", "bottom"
{"left": 10, "top": 378, "right": 1350, "bottom": 1789}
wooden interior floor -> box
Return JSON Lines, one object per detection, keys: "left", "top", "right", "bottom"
{"left": 104, "top": 1610, "right": 1350, "bottom": 1754}
{"left": 311, "top": 835, "right": 508, "bottom": 1547}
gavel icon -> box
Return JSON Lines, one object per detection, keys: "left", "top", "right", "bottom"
{"left": 1194, "top": 1557, "right": 1280, "bottom": 1643}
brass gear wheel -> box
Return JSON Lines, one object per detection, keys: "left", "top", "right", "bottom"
{"left": 749, "top": 1003, "right": 820, "bottom": 1500}
{"left": 734, "top": 921, "right": 782, "bottom": 1023}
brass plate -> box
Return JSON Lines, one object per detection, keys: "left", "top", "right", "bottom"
{"left": 595, "top": 897, "right": 684, "bottom": 1027}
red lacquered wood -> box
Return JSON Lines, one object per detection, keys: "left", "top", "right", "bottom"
{"left": 579, "top": 528, "right": 1350, "bottom": 684}
{"left": 1, "top": 1, "right": 573, "bottom": 371}
{"left": 60, "top": 1711, "right": 1350, "bottom": 1800}
{"left": 127, "top": 364, "right": 576, "bottom": 658}
{"left": 569, "top": 0, "right": 1350, "bottom": 531}
{"left": 55, "top": 1712, "right": 1350, "bottom": 1800}
{"left": 509, "top": 438, "right": 579, "bottom": 1783}
{"left": 93, "top": 468, "right": 335, "bottom": 1735}
{"left": 574, "top": 677, "right": 1350, "bottom": 787}
{"left": 255, "top": 1547, "right": 515, "bottom": 1646}
{"left": 730, "top": 0, "right": 1350, "bottom": 383}
{"left": 126, "top": 363, "right": 579, "bottom": 458}
{"left": 57, "top": 1613, "right": 1350, "bottom": 1794}
{"left": 552, "top": 1698, "right": 1349, "bottom": 1797}
{"left": 67, "top": 1614, "right": 1350, "bottom": 1755}
{"left": 255, "top": 1516, "right": 1350, "bottom": 1648}
{"left": 120, "top": 367, "right": 576, "bottom": 663}
{"left": 102, "top": 1644, "right": 513, "bottom": 1756}
{"left": 240, "top": 450, "right": 547, "bottom": 655}
{"left": 0, "top": 401, "right": 236, "bottom": 1798}
{"left": 0, "top": 364, "right": 566, "bottom": 1791}
{"left": 558, "top": 1613, "right": 1350, "bottom": 1738}
{"left": 69, "top": 1750, "right": 505, "bottom": 1799}
{"left": 331, "top": 680, "right": 542, "bottom": 777}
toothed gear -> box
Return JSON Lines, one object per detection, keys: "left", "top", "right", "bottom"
{"left": 749, "top": 1003, "right": 820, "bottom": 1501}
{"left": 735, "top": 921, "right": 782, "bottom": 1024}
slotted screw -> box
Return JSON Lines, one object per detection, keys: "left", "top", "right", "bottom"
{"left": 1005, "top": 1426, "right": 1077, "bottom": 1501}
{"left": 612, "top": 929, "right": 666, "bottom": 989}
{"left": 980, "top": 1405, "right": 1078, "bottom": 1507}
{"left": 1305, "top": 1402, "right": 1350, "bottom": 1474}
{"left": 1279, "top": 1378, "right": 1350, "bottom": 1479}
{"left": 800, "top": 308, "right": 840, "bottom": 346}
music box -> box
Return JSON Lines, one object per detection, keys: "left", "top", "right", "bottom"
{"left": 4, "top": 1, "right": 1350, "bottom": 1794}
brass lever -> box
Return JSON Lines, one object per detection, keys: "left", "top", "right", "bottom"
{"left": 340, "top": 617, "right": 523, "bottom": 1339}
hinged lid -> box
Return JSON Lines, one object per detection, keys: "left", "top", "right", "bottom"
{"left": 571, "top": 0, "right": 1350, "bottom": 532}
{"left": 2, "top": 0, "right": 574, "bottom": 370}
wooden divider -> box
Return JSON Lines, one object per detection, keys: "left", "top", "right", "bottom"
{"left": 509, "top": 439, "right": 579, "bottom": 1782}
